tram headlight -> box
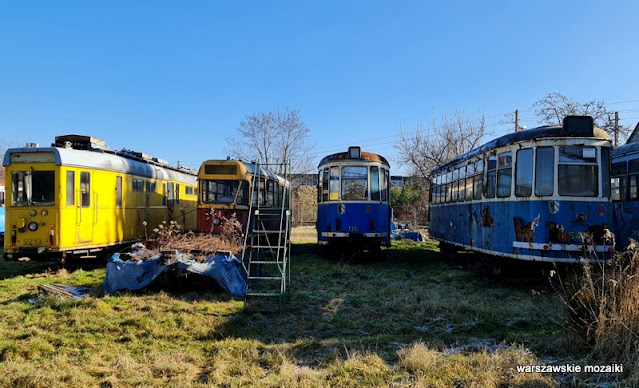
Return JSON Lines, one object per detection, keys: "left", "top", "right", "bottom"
{"left": 28, "top": 222, "right": 38, "bottom": 232}
{"left": 213, "top": 218, "right": 221, "bottom": 226}
{"left": 41, "top": 209, "right": 48, "bottom": 217}
{"left": 30, "top": 210, "right": 37, "bottom": 217}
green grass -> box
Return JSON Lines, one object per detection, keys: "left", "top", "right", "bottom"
{"left": 0, "top": 232, "right": 570, "bottom": 386}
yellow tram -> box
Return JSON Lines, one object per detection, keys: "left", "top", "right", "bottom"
{"left": 3, "top": 135, "right": 197, "bottom": 260}
{"left": 197, "top": 160, "right": 289, "bottom": 233}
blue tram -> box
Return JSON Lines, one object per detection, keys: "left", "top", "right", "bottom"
{"left": 610, "top": 142, "right": 639, "bottom": 248}
{"left": 429, "top": 116, "right": 614, "bottom": 263}
{"left": 317, "top": 146, "right": 392, "bottom": 251}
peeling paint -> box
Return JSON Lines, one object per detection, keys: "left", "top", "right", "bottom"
{"left": 481, "top": 207, "right": 494, "bottom": 227}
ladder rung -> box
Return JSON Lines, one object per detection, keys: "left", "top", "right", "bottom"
{"left": 249, "top": 260, "right": 281, "bottom": 264}
{"left": 252, "top": 230, "right": 284, "bottom": 234}
{"left": 246, "top": 292, "right": 282, "bottom": 297}
{"left": 248, "top": 276, "right": 282, "bottom": 280}
{"left": 248, "top": 245, "right": 287, "bottom": 249}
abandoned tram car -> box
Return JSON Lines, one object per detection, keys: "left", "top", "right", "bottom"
{"left": 317, "top": 146, "right": 392, "bottom": 251}
{"left": 3, "top": 135, "right": 198, "bottom": 260}
{"left": 197, "top": 160, "right": 289, "bottom": 234}
{"left": 610, "top": 141, "right": 639, "bottom": 249}
{"left": 429, "top": 116, "right": 614, "bottom": 262}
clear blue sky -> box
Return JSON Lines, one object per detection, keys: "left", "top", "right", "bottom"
{"left": 1, "top": 1, "right": 638, "bottom": 174}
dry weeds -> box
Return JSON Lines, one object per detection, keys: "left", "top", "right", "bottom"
{"left": 141, "top": 217, "right": 243, "bottom": 259}
{"left": 552, "top": 242, "right": 639, "bottom": 380}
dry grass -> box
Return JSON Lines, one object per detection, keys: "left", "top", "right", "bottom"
{"left": 552, "top": 243, "right": 639, "bottom": 381}
{"left": 0, "top": 236, "right": 570, "bottom": 387}
{"left": 291, "top": 225, "right": 317, "bottom": 244}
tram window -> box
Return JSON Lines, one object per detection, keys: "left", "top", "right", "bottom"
{"left": 342, "top": 166, "right": 368, "bottom": 200}
{"left": 446, "top": 171, "right": 452, "bottom": 202}
{"left": 176, "top": 184, "right": 180, "bottom": 204}
{"left": 185, "top": 185, "right": 193, "bottom": 196}
{"left": 318, "top": 171, "right": 323, "bottom": 203}
{"left": 237, "top": 181, "right": 249, "bottom": 205}
{"left": 611, "top": 161, "right": 627, "bottom": 201}
{"left": 473, "top": 172, "right": 482, "bottom": 200}
{"left": 458, "top": 168, "right": 466, "bottom": 201}
{"left": 381, "top": 168, "right": 388, "bottom": 202}
{"left": 330, "top": 167, "right": 340, "bottom": 200}
{"left": 370, "top": 166, "right": 380, "bottom": 201}
{"left": 67, "top": 171, "right": 75, "bottom": 206}
{"left": 497, "top": 152, "right": 512, "bottom": 198}
{"left": 80, "top": 172, "right": 90, "bottom": 207}
{"left": 515, "top": 149, "right": 533, "bottom": 197}
{"left": 601, "top": 148, "right": 611, "bottom": 198}
{"left": 630, "top": 175, "right": 638, "bottom": 201}
{"left": 266, "top": 181, "right": 274, "bottom": 206}
{"left": 629, "top": 158, "right": 639, "bottom": 174}
{"left": 452, "top": 169, "right": 459, "bottom": 202}
{"left": 535, "top": 147, "right": 554, "bottom": 196}
{"left": 386, "top": 169, "right": 390, "bottom": 202}
{"left": 473, "top": 160, "right": 483, "bottom": 200}
{"left": 322, "top": 168, "right": 329, "bottom": 202}
{"left": 12, "top": 170, "right": 55, "bottom": 206}
{"left": 465, "top": 175, "right": 473, "bottom": 201}
{"left": 168, "top": 182, "right": 175, "bottom": 206}
{"left": 115, "top": 176, "right": 122, "bottom": 206}
{"left": 486, "top": 156, "right": 497, "bottom": 198}
{"left": 558, "top": 147, "right": 598, "bottom": 197}
{"left": 163, "top": 184, "right": 167, "bottom": 205}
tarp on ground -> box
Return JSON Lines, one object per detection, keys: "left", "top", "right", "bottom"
{"left": 391, "top": 230, "right": 424, "bottom": 242}
{"left": 104, "top": 252, "right": 247, "bottom": 296}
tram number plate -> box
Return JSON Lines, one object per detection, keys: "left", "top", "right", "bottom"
{"left": 23, "top": 239, "right": 43, "bottom": 246}
{"left": 349, "top": 225, "right": 358, "bottom": 232}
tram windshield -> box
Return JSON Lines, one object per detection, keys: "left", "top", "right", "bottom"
{"left": 11, "top": 170, "right": 55, "bottom": 206}
{"left": 202, "top": 180, "right": 246, "bottom": 204}
{"left": 558, "top": 147, "right": 598, "bottom": 196}
{"left": 342, "top": 166, "right": 368, "bottom": 200}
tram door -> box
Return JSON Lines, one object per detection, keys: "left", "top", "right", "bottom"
{"left": 77, "top": 171, "right": 93, "bottom": 243}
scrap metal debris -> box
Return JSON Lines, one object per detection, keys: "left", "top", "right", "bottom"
{"left": 37, "top": 284, "right": 91, "bottom": 299}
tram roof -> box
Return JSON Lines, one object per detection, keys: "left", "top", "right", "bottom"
{"left": 3, "top": 146, "right": 197, "bottom": 182}
{"left": 199, "top": 160, "right": 289, "bottom": 186}
{"left": 434, "top": 124, "right": 610, "bottom": 173}
{"left": 318, "top": 151, "right": 389, "bottom": 168}
{"left": 612, "top": 141, "right": 639, "bottom": 158}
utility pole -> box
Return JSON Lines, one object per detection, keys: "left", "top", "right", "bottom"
{"left": 515, "top": 110, "right": 519, "bottom": 132}
{"left": 614, "top": 111, "right": 619, "bottom": 147}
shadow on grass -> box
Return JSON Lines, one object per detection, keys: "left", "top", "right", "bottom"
{"left": 205, "top": 241, "right": 563, "bottom": 368}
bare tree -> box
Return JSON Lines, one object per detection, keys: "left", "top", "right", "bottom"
{"left": 531, "top": 92, "right": 630, "bottom": 142}
{"left": 395, "top": 111, "right": 491, "bottom": 183}
{"left": 225, "top": 108, "right": 314, "bottom": 175}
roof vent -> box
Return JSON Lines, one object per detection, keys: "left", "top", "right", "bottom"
{"left": 563, "top": 116, "right": 594, "bottom": 137}
{"left": 348, "top": 146, "right": 361, "bottom": 159}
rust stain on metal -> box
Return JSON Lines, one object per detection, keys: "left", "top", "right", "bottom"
{"left": 548, "top": 222, "right": 570, "bottom": 243}
{"left": 513, "top": 217, "right": 534, "bottom": 242}
{"left": 481, "top": 207, "right": 494, "bottom": 227}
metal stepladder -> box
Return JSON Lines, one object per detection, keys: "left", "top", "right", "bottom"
{"left": 241, "top": 160, "right": 291, "bottom": 310}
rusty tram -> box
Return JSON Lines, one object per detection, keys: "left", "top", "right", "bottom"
{"left": 196, "top": 160, "right": 289, "bottom": 234}
{"left": 429, "top": 116, "right": 615, "bottom": 262}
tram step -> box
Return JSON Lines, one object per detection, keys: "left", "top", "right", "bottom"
{"left": 246, "top": 292, "right": 281, "bottom": 297}
{"left": 248, "top": 260, "right": 282, "bottom": 265}
{"left": 247, "top": 245, "right": 288, "bottom": 250}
